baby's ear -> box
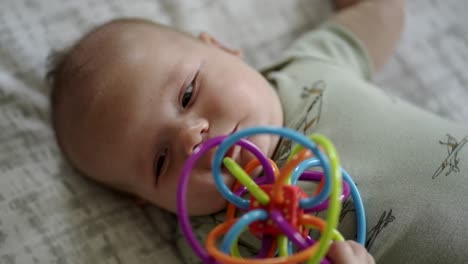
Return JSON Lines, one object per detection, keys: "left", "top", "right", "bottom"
{"left": 198, "top": 32, "right": 242, "bottom": 58}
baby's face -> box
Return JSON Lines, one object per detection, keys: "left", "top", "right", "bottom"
{"left": 61, "top": 22, "right": 283, "bottom": 215}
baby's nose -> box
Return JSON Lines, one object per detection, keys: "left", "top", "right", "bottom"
{"left": 178, "top": 118, "right": 209, "bottom": 155}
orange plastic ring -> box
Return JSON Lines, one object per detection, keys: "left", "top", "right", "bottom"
{"left": 272, "top": 149, "right": 312, "bottom": 204}
{"left": 206, "top": 219, "right": 319, "bottom": 264}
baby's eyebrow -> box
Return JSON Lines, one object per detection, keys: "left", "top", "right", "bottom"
{"left": 163, "top": 60, "right": 186, "bottom": 90}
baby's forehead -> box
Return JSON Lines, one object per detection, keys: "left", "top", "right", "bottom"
{"left": 72, "top": 25, "right": 198, "bottom": 86}
{"left": 75, "top": 23, "right": 157, "bottom": 61}
{"left": 78, "top": 20, "right": 196, "bottom": 57}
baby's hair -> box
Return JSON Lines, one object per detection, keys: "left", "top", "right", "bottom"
{"left": 46, "top": 47, "right": 71, "bottom": 122}
{"left": 45, "top": 18, "right": 183, "bottom": 192}
{"left": 46, "top": 18, "right": 158, "bottom": 127}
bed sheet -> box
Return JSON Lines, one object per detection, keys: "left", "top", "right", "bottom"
{"left": 0, "top": 0, "right": 467, "bottom": 263}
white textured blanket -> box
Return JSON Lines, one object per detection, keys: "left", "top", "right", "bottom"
{"left": 0, "top": 0, "right": 466, "bottom": 263}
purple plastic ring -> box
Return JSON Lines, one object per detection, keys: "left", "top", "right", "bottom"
{"left": 177, "top": 136, "right": 276, "bottom": 263}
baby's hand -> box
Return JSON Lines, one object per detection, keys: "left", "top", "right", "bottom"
{"left": 327, "top": 241, "right": 375, "bottom": 264}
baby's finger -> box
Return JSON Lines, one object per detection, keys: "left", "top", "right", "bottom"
{"left": 367, "top": 252, "right": 376, "bottom": 264}
{"left": 348, "top": 241, "right": 376, "bottom": 264}
{"left": 349, "top": 241, "right": 375, "bottom": 263}
{"left": 328, "top": 240, "right": 376, "bottom": 264}
{"left": 347, "top": 241, "right": 368, "bottom": 258}
{"left": 328, "top": 241, "right": 354, "bottom": 263}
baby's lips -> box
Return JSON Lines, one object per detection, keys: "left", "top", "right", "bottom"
{"left": 226, "top": 145, "right": 236, "bottom": 158}
{"left": 205, "top": 145, "right": 238, "bottom": 169}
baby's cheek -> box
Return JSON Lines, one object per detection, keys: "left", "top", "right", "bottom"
{"left": 186, "top": 184, "right": 228, "bottom": 215}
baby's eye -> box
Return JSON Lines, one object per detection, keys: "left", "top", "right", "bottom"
{"left": 181, "top": 83, "right": 194, "bottom": 108}
{"left": 154, "top": 148, "right": 168, "bottom": 184}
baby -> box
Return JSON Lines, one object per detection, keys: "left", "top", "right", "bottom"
{"left": 48, "top": 0, "right": 468, "bottom": 263}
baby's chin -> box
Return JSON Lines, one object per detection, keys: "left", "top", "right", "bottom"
{"left": 185, "top": 188, "right": 230, "bottom": 216}
{"left": 181, "top": 171, "right": 235, "bottom": 216}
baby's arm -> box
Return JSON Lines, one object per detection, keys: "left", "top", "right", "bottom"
{"left": 331, "top": 0, "right": 405, "bottom": 71}
{"left": 328, "top": 241, "right": 375, "bottom": 264}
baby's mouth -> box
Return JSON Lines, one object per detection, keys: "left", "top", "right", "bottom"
{"left": 224, "top": 124, "right": 239, "bottom": 158}
{"left": 203, "top": 126, "right": 238, "bottom": 170}
{"left": 219, "top": 146, "right": 239, "bottom": 177}
{"left": 225, "top": 144, "right": 236, "bottom": 159}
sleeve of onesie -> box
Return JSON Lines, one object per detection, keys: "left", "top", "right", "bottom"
{"left": 282, "top": 22, "right": 373, "bottom": 80}
{"left": 262, "top": 22, "right": 374, "bottom": 138}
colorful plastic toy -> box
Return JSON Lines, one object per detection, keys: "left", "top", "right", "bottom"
{"left": 177, "top": 126, "right": 366, "bottom": 264}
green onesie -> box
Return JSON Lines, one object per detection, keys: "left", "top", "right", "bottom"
{"left": 177, "top": 23, "right": 468, "bottom": 264}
